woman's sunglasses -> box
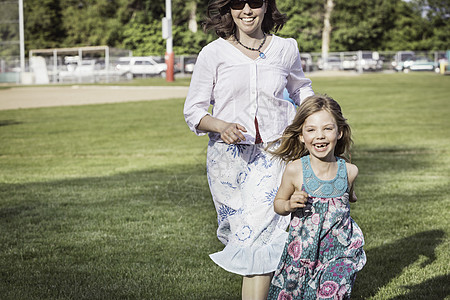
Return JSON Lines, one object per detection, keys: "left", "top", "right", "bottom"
{"left": 229, "top": 0, "right": 266, "bottom": 10}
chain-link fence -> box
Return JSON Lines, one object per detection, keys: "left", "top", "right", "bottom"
{"left": 304, "top": 50, "right": 447, "bottom": 74}
{"left": 0, "top": 0, "right": 21, "bottom": 83}
{"left": 0, "top": 49, "right": 448, "bottom": 84}
{"left": 26, "top": 46, "right": 133, "bottom": 84}
{"left": 0, "top": 50, "right": 198, "bottom": 84}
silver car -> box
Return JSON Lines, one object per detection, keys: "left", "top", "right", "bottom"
{"left": 115, "top": 57, "right": 167, "bottom": 79}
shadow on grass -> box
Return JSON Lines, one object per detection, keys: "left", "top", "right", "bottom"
{"left": 392, "top": 273, "right": 450, "bottom": 299}
{"left": 0, "top": 144, "right": 447, "bottom": 299}
{"left": 0, "top": 163, "right": 243, "bottom": 299}
{"left": 353, "top": 230, "right": 445, "bottom": 299}
{"left": 0, "top": 119, "right": 23, "bottom": 127}
{"left": 350, "top": 145, "right": 448, "bottom": 298}
{"left": 352, "top": 146, "right": 433, "bottom": 175}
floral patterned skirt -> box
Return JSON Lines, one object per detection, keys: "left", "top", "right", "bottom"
{"left": 267, "top": 195, "right": 366, "bottom": 299}
{"left": 206, "top": 141, "right": 290, "bottom": 276}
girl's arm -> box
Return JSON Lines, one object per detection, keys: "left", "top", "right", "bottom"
{"left": 274, "top": 160, "right": 308, "bottom": 216}
{"left": 346, "top": 163, "right": 359, "bottom": 202}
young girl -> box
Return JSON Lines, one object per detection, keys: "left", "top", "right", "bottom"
{"left": 267, "top": 95, "right": 366, "bottom": 299}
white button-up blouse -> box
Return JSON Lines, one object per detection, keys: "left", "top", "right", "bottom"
{"left": 184, "top": 35, "right": 314, "bottom": 144}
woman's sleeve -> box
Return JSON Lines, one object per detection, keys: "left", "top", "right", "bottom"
{"left": 183, "top": 48, "right": 215, "bottom": 136}
{"left": 285, "top": 39, "right": 314, "bottom": 106}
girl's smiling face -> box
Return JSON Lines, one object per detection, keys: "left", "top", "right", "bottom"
{"left": 300, "top": 109, "right": 342, "bottom": 161}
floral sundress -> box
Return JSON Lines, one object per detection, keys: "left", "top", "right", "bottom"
{"left": 268, "top": 155, "right": 366, "bottom": 299}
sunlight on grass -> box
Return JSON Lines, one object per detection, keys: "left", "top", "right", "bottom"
{"left": 0, "top": 73, "right": 449, "bottom": 299}
{"left": 0, "top": 75, "right": 193, "bottom": 89}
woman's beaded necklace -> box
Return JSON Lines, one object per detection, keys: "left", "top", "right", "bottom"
{"left": 234, "top": 33, "right": 267, "bottom": 59}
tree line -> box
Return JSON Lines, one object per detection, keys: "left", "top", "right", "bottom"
{"left": 1, "top": 0, "right": 449, "bottom": 57}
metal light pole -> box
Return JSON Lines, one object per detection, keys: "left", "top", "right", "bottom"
{"left": 163, "top": 0, "right": 174, "bottom": 82}
{"left": 18, "top": 0, "right": 25, "bottom": 82}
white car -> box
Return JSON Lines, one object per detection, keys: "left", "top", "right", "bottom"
{"left": 115, "top": 57, "right": 167, "bottom": 79}
{"left": 59, "top": 59, "right": 97, "bottom": 83}
{"left": 404, "top": 56, "right": 440, "bottom": 73}
{"left": 357, "top": 51, "right": 383, "bottom": 71}
{"left": 317, "top": 56, "right": 342, "bottom": 71}
{"left": 392, "top": 51, "right": 415, "bottom": 72}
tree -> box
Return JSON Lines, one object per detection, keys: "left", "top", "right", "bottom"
{"left": 381, "top": 0, "right": 426, "bottom": 50}
{"left": 120, "top": 0, "right": 213, "bottom": 55}
{"left": 0, "top": 1, "right": 21, "bottom": 56}
{"left": 61, "top": 0, "right": 126, "bottom": 47}
{"left": 12, "top": 0, "right": 449, "bottom": 58}
{"left": 122, "top": 21, "right": 165, "bottom": 55}
{"left": 23, "top": 0, "right": 65, "bottom": 50}
{"left": 322, "top": 0, "right": 333, "bottom": 59}
{"left": 277, "top": 0, "right": 323, "bottom": 52}
{"left": 410, "top": 0, "right": 450, "bottom": 50}
{"left": 330, "top": 0, "right": 399, "bottom": 51}
{"left": 188, "top": 1, "right": 197, "bottom": 33}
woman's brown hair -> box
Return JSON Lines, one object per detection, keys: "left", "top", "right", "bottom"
{"left": 203, "top": 0, "right": 287, "bottom": 38}
{"left": 270, "top": 95, "right": 353, "bottom": 162}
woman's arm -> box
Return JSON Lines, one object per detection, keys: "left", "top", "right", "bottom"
{"left": 285, "top": 38, "right": 315, "bottom": 106}
{"left": 197, "top": 115, "right": 247, "bottom": 144}
{"left": 184, "top": 47, "right": 216, "bottom": 136}
{"left": 184, "top": 43, "right": 247, "bottom": 144}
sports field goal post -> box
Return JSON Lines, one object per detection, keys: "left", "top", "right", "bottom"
{"left": 29, "top": 46, "right": 132, "bottom": 84}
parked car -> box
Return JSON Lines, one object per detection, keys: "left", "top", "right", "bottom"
{"left": 357, "top": 51, "right": 383, "bottom": 71}
{"left": 342, "top": 51, "right": 383, "bottom": 71}
{"left": 403, "top": 56, "right": 440, "bottom": 73}
{"left": 59, "top": 59, "right": 97, "bottom": 82}
{"left": 342, "top": 55, "right": 357, "bottom": 70}
{"left": 184, "top": 58, "right": 197, "bottom": 73}
{"left": 300, "top": 53, "right": 313, "bottom": 72}
{"left": 115, "top": 56, "right": 167, "bottom": 79}
{"left": 317, "top": 56, "right": 342, "bottom": 70}
{"left": 392, "top": 51, "right": 415, "bottom": 72}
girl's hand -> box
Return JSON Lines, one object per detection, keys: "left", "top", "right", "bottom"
{"left": 285, "top": 190, "right": 309, "bottom": 213}
{"left": 220, "top": 123, "right": 247, "bottom": 144}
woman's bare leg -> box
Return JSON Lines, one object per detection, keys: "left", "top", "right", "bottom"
{"left": 242, "top": 273, "right": 273, "bottom": 300}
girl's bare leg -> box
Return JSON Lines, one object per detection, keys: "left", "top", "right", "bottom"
{"left": 242, "top": 273, "right": 273, "bottom": 300}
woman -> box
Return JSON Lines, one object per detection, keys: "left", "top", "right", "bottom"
{"left": 184, "top": 0, "right": 314, "bottom": 298}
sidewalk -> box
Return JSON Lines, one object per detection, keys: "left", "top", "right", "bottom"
{"left": 0, "top": 71, "right": 363, "bottom": 111}
{"left": 0, "top": 85, "right": 189, "bottom": 110}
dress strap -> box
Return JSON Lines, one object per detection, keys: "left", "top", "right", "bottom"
{"left": 301, "top": 155, "right": 348, "bottom": 198}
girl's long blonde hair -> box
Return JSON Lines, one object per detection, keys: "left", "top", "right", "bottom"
{"left": 270, "top": 94, "right": 353, "bottom": 162}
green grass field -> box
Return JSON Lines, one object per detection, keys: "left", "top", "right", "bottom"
{"left": 0, "top": 73, "right": 449, "bottom": 299}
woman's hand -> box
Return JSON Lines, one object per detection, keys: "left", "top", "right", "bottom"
{"left": 197, "top": 115, "right": 247, "bottom": 144}
{"left": 220, "top": 123, "right": 247, "bottom": 144}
